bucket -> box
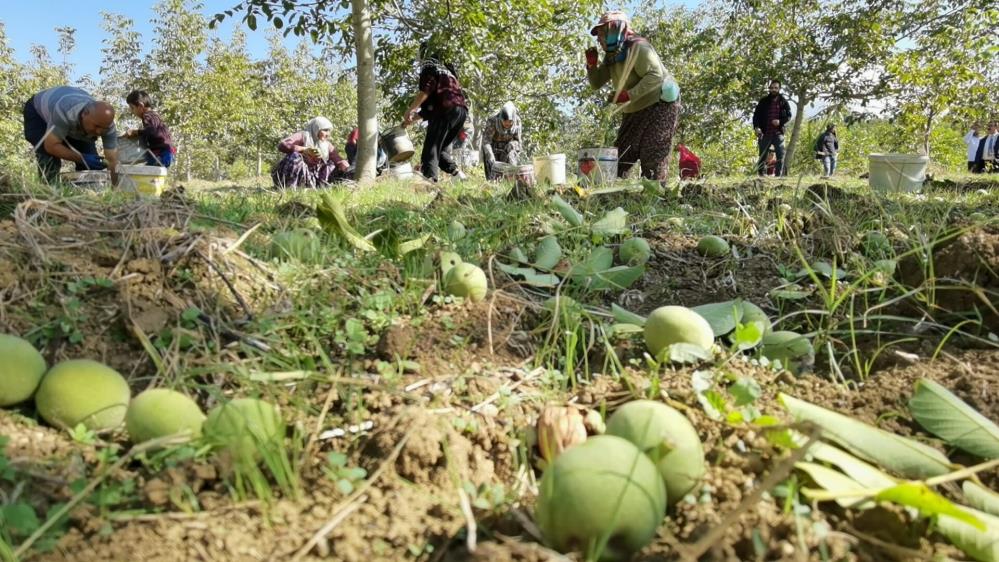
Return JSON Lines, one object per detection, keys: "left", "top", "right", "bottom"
{"left": 868, "top": 153, "right": 929, "bottom": 192}
{"left": 119, "top": 164, "right": 168, "bottom": 198}
{"left": 578, "top": 148, "right": 618, "bottom": 185}
{"left": 60, "top": 170, "right": 110, "bottom": 189}
{"left": 533, "top": 154, "right": 567, "bottom": 186}
{"left": 502, "top": 164, "right": 536, "bottom": 190}
{"left": 385, "top": 162, "right": 414, "bottom": 180}
{"left": 380, "top": 127, "right": 415, "bottom": 163}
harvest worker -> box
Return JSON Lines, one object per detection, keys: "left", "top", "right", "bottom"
{"left": 965, "top": 123, "right": 986, "bottom": 173}
{"left": 753, "top": 80, "right": 793, "bottom": 177}
{"left": 272, "top": 117, "right": 349, "bottom": 189}
{"left": 586, "top": 11, "right": 680, "bottom": 182}
{"left": 124, "top": 90, "right": 175, "bottom": 168}
{"left": 22, "top": 85, "right": 120, "bottom": 185}
{"left": 403, "top": 42, "right": 468, "bottom": 182}
{"left": 814, "top": 124, "right": 839, "bottom": 178}
{"left": 482, "top": 102, "right": 523, "bottom": 180}
{"left": 985, "top": 122, "right": 999, "bottom": 173}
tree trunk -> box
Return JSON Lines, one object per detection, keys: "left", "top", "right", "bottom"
{"left": 257, "top": 146, "right": 263, "bottom": 177}
{"left": 784, "top": 88, "right": 809, "bottom": 176}
{"left": 922, "top": 109, "right": 934, "bottom": 156}
{"left": 352, "top": 0, "right": 378, "bottom": 184}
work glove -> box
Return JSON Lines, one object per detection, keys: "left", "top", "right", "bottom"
{"left": 608, "top": 90, "right": 630, "bottom": 104}
{"left": 82, "top": 153, "right": 106, "bottom": 170}
{"left": 585, "top": 47, "right": 599, "bottom": 68}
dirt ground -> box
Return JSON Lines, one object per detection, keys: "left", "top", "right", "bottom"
{"left": 2, "top": 191, "right": 998, "bottom": 562}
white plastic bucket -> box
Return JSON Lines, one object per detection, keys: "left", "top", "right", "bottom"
{"left": 868, "top": 153, "right": 929, "bottom": 192}
{"left": 118, "top": 164, "right": 168, "bottom": 198}
{"left": 386, "top": 162, "right": 414, "bottom": 180}
{"left": 533, "top": 154, "right": 567, "bottom": 186}
{"left": 578, "top": 148, "right": 618, "bottom": 185}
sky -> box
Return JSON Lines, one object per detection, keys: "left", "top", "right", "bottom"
{"left": 1, "top": 0, "right": 323, "bottom": 81}
{"left": 1, "top": 0, "right": 702, "bottom": 83}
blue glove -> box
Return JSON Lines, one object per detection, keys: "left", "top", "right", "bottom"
{"left": 81, "top": 153, "right": 106, "bottom": 170}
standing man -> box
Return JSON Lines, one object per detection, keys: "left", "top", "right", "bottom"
{"left": 815, "top": 124, "right": 839, "bottom": 178}
{"left": 983, "top": 121, "right": 998, "bottom": 174}
{"left": 965, "top": 123, "right": 984, "bottom": 173}
{"left": 753, "top": 80, "right": 792, "bottom": 177}
{"left": 23, "top": 86, "right": 120, "bottom": 185}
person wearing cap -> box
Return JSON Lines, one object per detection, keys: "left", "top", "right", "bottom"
{"left": 482, "top": 102, "right": 523, "bottom": 180}
{"left": 585, "top": 11, "right": 680, "bottom": 182}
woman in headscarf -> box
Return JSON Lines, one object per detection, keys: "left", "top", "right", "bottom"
{"left": 585, "top": 11, "right": 680, "bottom": 182}
{"left": 482, "top": 102, "right": 523, "bottom": 180}
{"left": 402, "top": 43, "right": 468, "bottom": 182}
{"left": 272, "top": 117, "right": 349, "bottom": 189}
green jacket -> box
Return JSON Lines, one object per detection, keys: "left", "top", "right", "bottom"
{"left": 587, "top": 40, "right": 667, "bottom": 114}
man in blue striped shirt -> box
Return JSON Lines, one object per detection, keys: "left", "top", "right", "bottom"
{"left": 22, "top": 86, "right": 121, "bottom": 185}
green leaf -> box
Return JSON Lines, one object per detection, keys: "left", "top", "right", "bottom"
{"left": 496, "top": 263, "right": 560, "bottom": 287}
{"left": 769, "top": 285, "right": 813, "bottom": 301}
{"left": 697, "top": 388, "right": 729, "bottom": 421}
{"left": 965, "top": 482, "right": 999, "bottom": 517}
{"left": 807, "top": 442, "right": 898, "bottom": 490}
{"left": 798, "top": 261, "right": 847, "bottom": 280}
{"left": 609, "top": 323, "right": 643, "bottom": 336}
{"left": 876, "top": 482, "right": 984, "bottom": 531}
{"left": 796, "top": 461, "right": 874, "bottom": 508}
{"left": 732, "top": 321, "right": 764, "bottom": 351}
{"left": 591, "top": 207, "right": 628, "bottom": 236}
{"left": 551, "top": 195, "right": 583, "bottom": 227}
{"left": 665, "top": 342, "right": 711, "bottom": 364}
{"left": 398, "top": 235, "right": 430, "bottom": 256}
{"left": 509, "top": 247, "right": 530, "bottom": 264}
{"left": 937, "top": 505, "right": 999, "bottom": 562}
{"left": 780, "top": 394, "right": 952, "bottom": 479}
{"left": 533, "top": 236, "right": 562, "bottom": 270}
{"left": 908, "top": 378, "right": 999, "bottom": 459}
{"left": 691, "top": 300, "right": 743, "bottom": 337}
{"left": 730, "top": 377, "right": 762, "bottom": 406}
{"left": 568, "top": 247, "right": 614, "bottom": 276}
{"left": 580, "top": 265, "right": 645, "bottom": 291}
{"left": 611, "top": 304, "right": 646, "bottom": 326}
{"left": 316, "top": 194, "right": 376, "bottom": 253}
{"left": 0, "top": 503, "right": 40, "bottom": 537}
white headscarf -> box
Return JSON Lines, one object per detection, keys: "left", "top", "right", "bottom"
{"left": 304, "top": 117, "right": 333, "bottom": 161}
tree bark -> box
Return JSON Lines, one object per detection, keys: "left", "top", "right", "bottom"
{"left": 922, "top": 109, "right": 934, "bottom": 156}
{"left": 352, "top": 0, "right": 378, "bottom": 183}
{"left": 784, "top": 88, "right": 809, "bottom": 176}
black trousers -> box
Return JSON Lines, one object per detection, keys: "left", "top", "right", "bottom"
{"left": 421, "top": 106, "right": 467, "bottom": 181}
{"left": 23, "top": 96, "right": 96, "bottom": 182}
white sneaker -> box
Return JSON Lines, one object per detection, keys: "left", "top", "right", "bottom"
{"left": 454, "top": 170, "right": 467, "bottom": 181}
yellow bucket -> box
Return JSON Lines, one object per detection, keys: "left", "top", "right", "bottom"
{"left": 119, "top": 164, "right": 168, "bottom": 198}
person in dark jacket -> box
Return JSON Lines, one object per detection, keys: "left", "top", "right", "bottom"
{"left": 402, "top": 43, "right": 468, "bottom": 182}
{"left": 753, "top": 80, "right": 793, "bottom": 176}
{"left": 814, "top": 124, "right": 839, "bottom": 178}
{"left": 124, "top": 90, "right": 175, "bottom": 167}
